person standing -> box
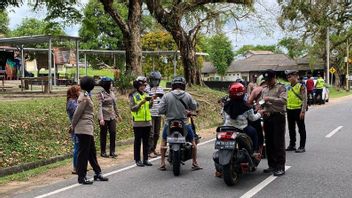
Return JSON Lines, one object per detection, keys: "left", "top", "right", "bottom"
{"left": 72, "top": 76, "right": 108, "bottom": 184}
{"left": 247, "top": 74, "right": 258, "bottom": 95}
{"left": 260, "top": 69, "right": 287, "bottom": 176}
{"left": 129, "top": 76, "right": 153, "bottom": 167}
{"left": 315, "top": 73, "right": 325, "bottom": 105}
{"left": 306, "top": 72, "right": 315, "bottom": 106}
{"left": 97, "top": 77, "right": 122, "bottom": 158}
{"left": 145, "top": 71, "right": 164, "bottom": 158}
{"left": 66, "top": 85, "right": 80, "bottom": 174}
{"left": 285, "top": 70, "right": 307, "bottom": 153}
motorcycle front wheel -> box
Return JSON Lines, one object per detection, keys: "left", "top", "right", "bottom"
{"left": 172, "top": 150, "right": 181, "bottom": 176}
{"left": 223, "top": 163, "right": 239, "bottom": 186}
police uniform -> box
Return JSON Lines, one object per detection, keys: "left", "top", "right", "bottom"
{"left": 129, "top": 91, "right": 152, "bottom": 164}
{"left": 260, "top": 70, "right": 287, "bottom": 175}
{"left": 97, "top": 90, "right": 119, "bottom": 156}
{"left": 286, "top": 82, "right": 307, "bottom": 152}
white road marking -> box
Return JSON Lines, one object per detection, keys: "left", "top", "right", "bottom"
{"left": 34, "top": 138, "right": 216, "bottom": 198}
{"left": 325, "top": 126, "right": 343, "bottom": 138}
{"left": 240, "top": 166, "right": 291, "bottom": 198}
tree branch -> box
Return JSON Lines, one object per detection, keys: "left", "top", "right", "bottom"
{"left": 99, "top": 0, "right": 130, "bottom": 36}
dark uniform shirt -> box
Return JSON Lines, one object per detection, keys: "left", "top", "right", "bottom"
{"left": 260, "top": 82, "right": 287, "bottom": 114}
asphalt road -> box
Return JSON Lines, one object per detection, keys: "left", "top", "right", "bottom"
{"left": 13, "top": 97, "right": 352, "bottom": 198}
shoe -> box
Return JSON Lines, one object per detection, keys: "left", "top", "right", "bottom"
{"left": 94, "top": 174, "right": 109, "bottom": 181}
{"left": 143, "top": 160, "right": 153, "bottom": 166}
{"left": 263, "top": 167, "right": 274, "bottom": 173}
{"left": 148, "top": 153, "right": 157, "bottom": 158}
{"left": 71, "top": 170, "right": 77, "bottom": 175}
{"left": 110, "top": 153, "right": 118, "bottom": 158}
{"left": 159, "top": 164, "right": 166, "bottom": 171}
{"left": 100, "top": 153, "right": 109, "bottom": 158}
{"left": 78, "top": 177, "right": 93, "bottom": 185}
{"left": 136, "top": 161, "right": 145, "bottom": 167}
{"left": 295, "top": 147, "right": 305, "bottom": 153}
{"left": 273, "top": 169, "right": 285, "bottom": 176}
{"left": 214, "top": 171, "right": 222, "bottom": 177}
{"left": 191, "top": 163, "right": 202, "bottom": 171}
{"left": 285, "top": 146, "right": 296, "bottom": 151}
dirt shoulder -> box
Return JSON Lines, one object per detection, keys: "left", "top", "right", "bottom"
{"left": 0, "top": 127, "right": 217, "bottom": 198}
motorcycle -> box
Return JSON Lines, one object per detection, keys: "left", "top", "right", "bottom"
{"left": 167, "top": 119, "right": 193, "bottom": 176}
{"left": 213, "top": 126, "right": 261, "bottom": 186}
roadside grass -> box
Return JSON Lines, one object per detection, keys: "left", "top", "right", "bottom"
{"left": 0, "top": 86, "right": 224, "bottom": 169}
{"left": 0, "top": 159, "right": 70, "bottom": 185}
{"left": 328, "top": 87, "right": 352, "bottom": 98}
{"left": 39, "top": 68, "right": 115, "bottom": 78}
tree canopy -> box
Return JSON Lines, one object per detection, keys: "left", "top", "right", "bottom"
{"left": 11, "top": 18, "right": 65, "bottom": 37}
{"left": 0, "top": 10, "right": 9, "bottom": 36}
{"left": 206, "top": 33, "right": 234, "bottom": 77}
{"left": 234, "top": 45, "right": 278, "bottom": 56}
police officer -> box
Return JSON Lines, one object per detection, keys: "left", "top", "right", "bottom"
{"left": 97, "top": 77, "right": 122, "bottom": 158}
{"left": 285, "top": 70, "right": 307, "bottom": 153}
{"left": 129, "top": 76, "right": 153, "bottom": 167}
{"left": 72, "top": 76, "right": 108, "bottom": 184}
{"left": 260, "top": 69, "right": 287, "bottom": 176}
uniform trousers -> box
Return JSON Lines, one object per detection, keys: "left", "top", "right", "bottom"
{"left": 287, "top": 109, "right": 306, "bottom": 148}
{"left": 263, "top": 113, "right": 286, "bottom": 171}
{"left": 99, "top": 119, "right": 116, "bottom": 155}
{"left": 133, "top": 126, "right": 151, "bottom": 162}
{"left": 76, "top": 134, "right": 101, "bottom": 179}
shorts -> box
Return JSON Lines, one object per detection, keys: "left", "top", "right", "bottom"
{"left": 162, "top": 124, "right": 195, "bottom": 141}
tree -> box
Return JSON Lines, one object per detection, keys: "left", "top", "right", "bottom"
{"left": 234, "top": 45, "right": 278, "bottom": 56}
{"left": 277, "top": 37, "right": 307, "bottom": 59}
{"left": 0, "top": 10, "right": 9, "bottom": 36}
{"left": 278, "top": 0, "right": 352, "bottom": 87}
{"left": 146, "top": 0, "right": 253, "bottom": 85}
{"left": 11, "top": 18, "right": 65, "bottom": 37}
{"left": 206, "top": 33, "right": 234, "bottom": 78}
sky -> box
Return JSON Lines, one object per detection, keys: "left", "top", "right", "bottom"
{"left": 6, "top": 0, "right": 285, "bottom": 51}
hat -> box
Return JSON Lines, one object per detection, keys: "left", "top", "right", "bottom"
{"left": 284, "top": 70, "right": 298, "bottom": 76}
{"left": 263, "top": 69, "right": 276, "bottom": 81}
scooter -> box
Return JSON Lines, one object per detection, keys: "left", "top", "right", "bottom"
{"left": 213, "top": 126, "right": 261, "bottom": 186}
{"left": 167, "top": 119, "right": 193, "bottom": 176}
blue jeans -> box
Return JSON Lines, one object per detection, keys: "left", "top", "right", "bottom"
{"left": 71, "top": 134, "right": 79, "bottom": 170}
{"left": 243, "top": 125, "right": 258, "bottom": 151}
{"left": 162, "top": 124, "right": 195, "bottom": 141}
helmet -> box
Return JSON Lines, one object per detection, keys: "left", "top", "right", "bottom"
{"left": 100, "top": 76, "right": 113, "bottom": 82}
{"left": 99, "top": 77, "right": 113, "bottom": 91}
{"left": 284, "top": 70, "right": 298, "bottom": 76}
{"left": 80, "top": 76, "right": 96, "bottom": 92}
{"left": 133, "top": 76, "right": 147, "bottom": 89}
{"left": 136, "top": 76, "right": 147, "bottom": 83}
{"left": 171, "top": 76, "right": 186, "bottom": 90}
{"left": 228, "top": 82, "right": 246, "bottom": 100}
{"left": 148, "top": 71, "right": 161, "bottom": 87}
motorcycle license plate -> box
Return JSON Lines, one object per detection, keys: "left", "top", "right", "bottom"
{"left": 215, "top": 140, "right": 235, "bottom": 150}
{"left": 167, "top": 137, "right": 186, "bottom": 143}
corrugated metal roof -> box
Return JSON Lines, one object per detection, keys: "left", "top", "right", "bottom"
{"left": 0, "top": 35, "right": 80, "bottom": 45}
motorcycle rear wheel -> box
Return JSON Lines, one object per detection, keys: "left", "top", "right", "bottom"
{"left": 223, "top": 163, "right": 239, "bottom": 186}
{"left": 172, "top": 150, "right": 181, "bottom": 176}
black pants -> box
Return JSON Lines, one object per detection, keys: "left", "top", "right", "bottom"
{"left": 263, "top": 113, "right": 286, "bottom": 171}
{"left": 287, "top": 109, "right": 306, "bottom": 148}
{"left": 315, "top": 89, "right": 323, "bottom": 105}
{"left": 133, "top": 126, "right": 151, "bottom": 162}
{"left": 99, "top": 119, "right": 116, "bottom": 155}
{"left": 248, "top": 119, "right": 264, "bottom": 146}
{"left": 307, "top": 91, "right": 314, "bottom": 106}
{"left": 76, "top": 134, "right": 101, "bottom": 179}
{"left": 149, "top": 117, "right": 161, "bottom": 153}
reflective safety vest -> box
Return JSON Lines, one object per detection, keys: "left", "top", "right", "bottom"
{"left": 316, "top": 77, "right": 325, "bottom": 89}
{"left": 287, "top": 83, "right": 303, "bottom": 110}
{"left": 131, "top": 92, "right": 152, "bottom": 122}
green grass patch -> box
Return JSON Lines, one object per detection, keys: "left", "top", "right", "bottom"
{"left": 39, "top": 68, "right": 115, "bottom": 79}
{"left": 0, "top": 159, "right": 70, "bottom": 185}
{"left": 328, "top": 87, "right": 352, "bottom": 98}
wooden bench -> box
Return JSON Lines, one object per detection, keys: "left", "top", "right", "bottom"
{"left": 20, "top": 77, "right": 49, "bottom": 93}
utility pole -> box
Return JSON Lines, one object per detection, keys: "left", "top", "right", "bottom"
{"left": 326, "top": 27, "right": 330, "bottom": 85}
{"left": 346, "top": 39, "right": 350, "bottom": 91}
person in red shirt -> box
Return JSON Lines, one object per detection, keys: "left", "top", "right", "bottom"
{"left": 305, "top": 72, "right": 315, "bottom": 106}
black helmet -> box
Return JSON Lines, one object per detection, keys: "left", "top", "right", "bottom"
{"left": 80, "top": 76, "right": 95, "bottom": 92}
{"left": 171, "top": 76, "right": 186, "bottom": 90}
{"left": 149, "top": 71, "right": 161, "bottom": 87}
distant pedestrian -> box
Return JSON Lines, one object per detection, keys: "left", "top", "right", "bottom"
{"left": 315, "top": 73, "right": 325, "bottom": 105}
{"left": 72, "top": 76, "right": 108, "bottom": 184}
{"left": 145, "top": 71, "right": 164, "bottom": 158}
{"left": 306, "top": 72, "right": 315, "bottom": 106}
{"left": 247, "top": 74, "right": 258, "bottom": 95}
{"left": 259, "top": 69, "right": 287, "bottom": 176}
{"left": 285, "top": 70, "right": 307, "bottom": 153}
{"left": 97, "top": 77, "right": 122, "bottom": 158}
{"left": 66, "top": 85, "right": 80, "bottom": 174}
{"left": 129, "top": 76, "right": 153, "bottom": 167}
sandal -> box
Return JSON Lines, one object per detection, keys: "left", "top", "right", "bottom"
{"left": 159, "top": 165, "right": 166, "bottom": 171}
{"left": 191, "top": 163, "right": 203, "bottom": 171}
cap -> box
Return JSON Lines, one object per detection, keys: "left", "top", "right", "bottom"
{"left": 284, "top": 70, "right": 298, "bottom": 76}
{"left": 263, "top": 69, "right": 276, "bottom": 81}
{"left": 100, "top": 77, "right": 113, "bottom": 82}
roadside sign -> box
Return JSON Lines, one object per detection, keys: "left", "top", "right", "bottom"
{"left": 329, "top": 67, "right": 336, "bottom": 74}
